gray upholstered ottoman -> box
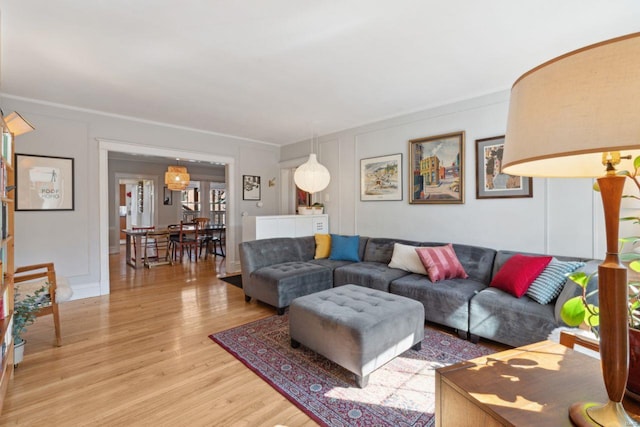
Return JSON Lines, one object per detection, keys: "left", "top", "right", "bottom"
{"left": 289, "top": 284, "right": 425, "bottom": 387}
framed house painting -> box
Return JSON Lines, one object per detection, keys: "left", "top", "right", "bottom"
{"left": 15, "top": 153, "right": 75, "bottom": 211}
{"left": 360, "top": 153, "right": 403, "bottom": 201}
{"left": 475, "top": 136, "right": 532, "bottom": 199}
{"left": 408, "top": 131, "right": 464, "bottom": 204}
{"left": 242, "top": 175, "right": 261, "bottom": 200}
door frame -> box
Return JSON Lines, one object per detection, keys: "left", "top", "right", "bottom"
{"left": 98, "top": 138, "right": 235, "bottom": 295}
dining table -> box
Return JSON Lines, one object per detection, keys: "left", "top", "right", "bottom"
{"left": 122, "top": 228, "right": 151, "bottom": 269}
{"left": 123, "top": 224, "right": 225, "bottom": 268}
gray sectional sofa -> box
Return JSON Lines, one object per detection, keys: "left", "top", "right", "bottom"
{"left": 239, "top": 235, "right": 598, "bottom": 347}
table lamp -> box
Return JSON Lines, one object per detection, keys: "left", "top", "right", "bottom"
{"left": 502, "top": 32, "right": 640, "bottom": 426}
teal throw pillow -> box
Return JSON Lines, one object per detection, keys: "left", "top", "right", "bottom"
{"left": 329, "top": 234, "right": 360, "bottom": 262}
{"left": 526, "top": 258, "right": 585, "bottom": 305}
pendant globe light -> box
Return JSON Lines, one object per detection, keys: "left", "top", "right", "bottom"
{"left": 294, "top": 133, "right": 330, "bottom": 194}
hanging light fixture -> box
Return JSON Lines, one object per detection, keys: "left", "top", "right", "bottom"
{"left": 165, "top": 163, "right": 190, "bottom": 191}
{"left": 3, "top": 111, "right": 35, "bottom": 136}
{"left": 294, "top": 132, "right": 330, "bottom": 194}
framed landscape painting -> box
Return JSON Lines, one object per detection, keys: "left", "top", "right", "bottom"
{"left": 360, "top": 153, "right": 402, "bottom": 201}
{"left": 408, "top": 131, "right": 464, "bottom": 204}
{"left": 475, "top": 136, "right": 532, "bottom": 199}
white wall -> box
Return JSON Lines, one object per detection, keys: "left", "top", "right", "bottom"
{"left": 2, "top": 95, "right": 281, "bottom": 299}
{"left": 282, "top": 90, "right": 608, "bottom": 259}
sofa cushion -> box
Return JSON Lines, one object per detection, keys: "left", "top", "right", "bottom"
{"left": 334, "top": 262, "right": 410, "bottom": 292}
{"left": 526, "top": 258, "right": 585, "bottom": 304}
{"left": 388, "top": 243, "right": 427, "bottom": 275}
{"left": 390, "top": 274, "right": 486, "bottom": 332}
{"left": 363, "top": 238, "right": 424, "bottom": 264}
{"left": 490, "top": 254, "right": 552, "bottom": 297}
{"left": 330, "top": 234, "right": 361, "bottom": 262}
{"left": 314, "top": 234, "right": 331, "bottom": 259}
{"left": 250, "top": 261, "right": 333, "bottom": 309}
{"left": 469, "top": 287, "right": 559, "bottom": 347}
{"left": 415, "top": 244, "right": 468, "bottom": 282}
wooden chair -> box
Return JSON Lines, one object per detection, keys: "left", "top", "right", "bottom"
{"left": 132, "top": 226, "right": 156, "bottom": 261}
{"left": 144, "top": 230, "right": 172, "bottom": 267}
{"left": 194, "top": 217, "right": 215, "bottom": 259}
{"left": 170, "top": 221, "right": 199, "bottom": 262}
{"left": 559, "top": 330, "right": 600, "bottom": 355}
{"left": 14, "top": 263, "right": 62, "bottom": 346}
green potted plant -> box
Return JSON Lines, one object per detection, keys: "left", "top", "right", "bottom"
{"left": 311, "top": 202, "right": 324, "bottom": 214}
{"left": 560, "top": 154, "right": 640, "bottom": 398}
{"left": 13, "top": 284, "right": 47, "bottom": 365}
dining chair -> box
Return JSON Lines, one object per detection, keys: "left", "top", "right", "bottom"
{"left": 144, "top": 230, "right": 173, "bottom": 267}
{"left": 132, "top": 226, "right": 156, "bottom": 261}
{"left": 170, "top": 221, "right": 199, "bottom": 262}
{"left": 194, "top": 217, "right": 215, "bottom": 259}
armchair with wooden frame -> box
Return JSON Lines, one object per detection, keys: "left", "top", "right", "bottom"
{"left": 14, "top": 263, "right": 62, "bottom": 346}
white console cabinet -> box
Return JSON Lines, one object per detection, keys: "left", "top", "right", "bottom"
{"left": 242, "top": 214, "right": 329, "bottom": 241}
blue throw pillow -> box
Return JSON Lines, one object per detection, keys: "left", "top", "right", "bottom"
{"left": 526, "top": 258, "right": 585, "bottom": 305}
{"left": 329, "top": 234, "right": 360, "bottom": 262}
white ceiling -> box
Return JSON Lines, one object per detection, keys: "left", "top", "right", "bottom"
{"left": 1, "top": 1, "right": 639, "bottom": 146}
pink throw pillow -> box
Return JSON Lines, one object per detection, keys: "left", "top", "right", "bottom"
{"left": 415, "top": 244, "right": 468, "bottom": 282}
{"left": 490, "top": 254, "right": 553, "bottom": 297}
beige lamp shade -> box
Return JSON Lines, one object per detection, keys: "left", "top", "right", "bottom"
{"left": 294, "top": 153, "right": 330, "bottom": 194}
{"left": 4, "top": 111, "right": 35, "bottom": 136}
{"left": 165, "top": 165, "right": 190, "bottom": 190}
{"left": 502, "top": 33, "right": 640, "bottom": 178}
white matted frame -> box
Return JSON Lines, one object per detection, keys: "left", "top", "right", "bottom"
{"left": 15, "top": 153, "right": 75, "bottom": 211}
{"left": 242, "top": 175, "right": 261, "bottom": 200}
{"left": 360, "top": 153, "right": 403, "bottom": 201}
{"left": 475, "top": 135, "right": 532, "bottom": 199}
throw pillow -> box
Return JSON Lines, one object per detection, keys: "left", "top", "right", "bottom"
{"left": 526, "top": 258, "right": 585, "bottom": 304}
{"left": 329, "top": 234, "right": 360, "bottom": 262}
{"left": 490, "top": 254, "right": 552, "bottom": 297}
{"left": 388, "top": 243, "right": 427, "bottom": 275}
{"left": 314, "top": 234, "right": 331, "bottom": 259}
{"left": 414, "top": 244, "right": 468, "bottom": 282}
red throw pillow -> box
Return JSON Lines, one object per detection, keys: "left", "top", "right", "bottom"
{"left": 490, "top": 254, "right": 553, "bottom": 297}
{"left": 415, "top": 244, "right": 468, "bottom": 282}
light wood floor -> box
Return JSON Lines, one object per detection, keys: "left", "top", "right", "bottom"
{"left": 0, "top": 252, "right": 317, "bottom": 426}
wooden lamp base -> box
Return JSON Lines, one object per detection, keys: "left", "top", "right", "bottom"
{"left": 569, "top": 401, "right": 638, "bottom": 426}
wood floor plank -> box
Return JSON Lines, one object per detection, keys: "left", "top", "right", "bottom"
{"left": 0, "top": 253, "right": 317, "bottom": 426}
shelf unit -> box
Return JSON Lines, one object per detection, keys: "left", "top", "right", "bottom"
{"left": 0, "top": 118, "right": 15, "bottom": 413}
{"left": 242, "top": 214, "right": 329, "bottom": 242}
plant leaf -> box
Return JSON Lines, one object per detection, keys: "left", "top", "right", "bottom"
{"left": 561, "top": 296, "right": 587, "bottom": 326}
{"left": 584, "top": 304, "right": 600, "bottom": 327}
{"left": 568, "top": 272, "right": 590, "bottom": 288}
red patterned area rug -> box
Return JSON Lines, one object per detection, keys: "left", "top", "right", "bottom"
{"left": 209, "top": 314, "right": 495, "bottom": 426}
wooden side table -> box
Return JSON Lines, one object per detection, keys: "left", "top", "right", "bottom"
{"left": 435, "top": 340, "right": 640, "bottom": 427}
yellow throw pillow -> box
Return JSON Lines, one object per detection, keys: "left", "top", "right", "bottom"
{"left": 314, "top": 234, "right": 331, "bottom": 259}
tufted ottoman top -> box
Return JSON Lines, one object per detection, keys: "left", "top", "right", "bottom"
{"left": 291, "top": 284, "right": 422, "bottom": 329}
{"left": 289, "top": 284, "right": 425, "bottom": 385}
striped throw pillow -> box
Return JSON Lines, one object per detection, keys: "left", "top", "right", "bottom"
{"left": 526, "top": 258, "right": 585, "bottom": 304}
{"left": 415, "top": 244, "right": 468, "bottom": 282}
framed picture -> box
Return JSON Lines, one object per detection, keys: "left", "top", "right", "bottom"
{"left": 360, "top": 153, "right": 403, "bottom": 201}
{"left": 163, "top": 186, "right": 173, "bottom": 205}
{"left": 408, "top": 131, "right": 464, "bottom": 204}
{"left": 242, "top": 175, "right": 261, "bottom": 200}
{"left": 15, "top": 153, "right": 75, "bottom": 211}
{"left": 475, "top": 136, "right": 532, "bottom": 199}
